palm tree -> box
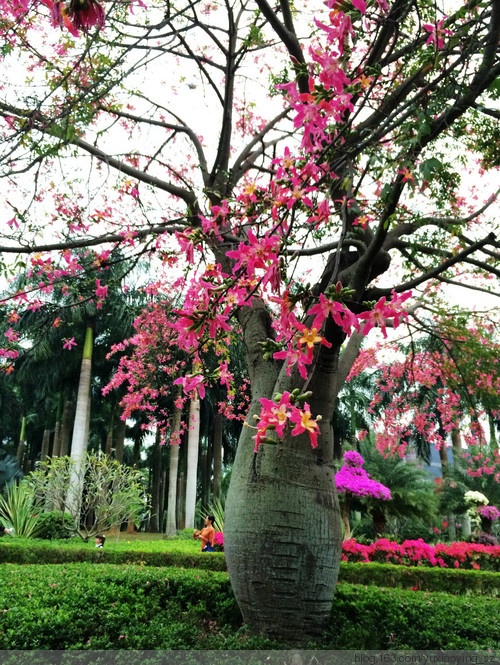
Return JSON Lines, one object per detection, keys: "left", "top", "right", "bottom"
{"left": 332, "top": 369, "right": 380, "bottom": 460}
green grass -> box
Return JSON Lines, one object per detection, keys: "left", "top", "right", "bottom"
{"left": 0, "top": 528, "right": 208, "bottom": 554}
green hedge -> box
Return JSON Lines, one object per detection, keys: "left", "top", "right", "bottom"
{"left": 0, "top": 540, "right": 227, "bottom": 571}
{"left": 3, "top": 540, "right": 500, "bottom": 597}
{"left": 1, "top": 563, "right": 500, "bottom": 649}
{"left": 339, "top": 561, "right": 500, "bottom": 596}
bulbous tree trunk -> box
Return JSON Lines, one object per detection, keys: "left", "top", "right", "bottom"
{"left": 225, "top": 422, "right": 341, "bottom": 643}
{"left": 224, "top": 304, "right": 344, "bottom": 645}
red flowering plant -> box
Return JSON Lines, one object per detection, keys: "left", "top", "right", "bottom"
{"left": 341, "top": 538, "right": 500, "bottom": 572}
{"left": 213, "top": 531, "right": 224, "bottom": 552}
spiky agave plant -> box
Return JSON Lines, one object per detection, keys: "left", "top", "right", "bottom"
{"left": 0, "top": 481, "right": 42, "bottom": 537}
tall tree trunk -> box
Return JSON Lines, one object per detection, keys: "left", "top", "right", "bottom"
{"left": 51, "top": 393, "right": 64, "bottom": 457}
{"left": 125, "top": 439, "right": 141, "bottom": 534}
{"left": 213, "top": 412, "right": 223, "bottom": 501}
{"left": 165, "top": 393, "right": 182, "bottom": 536}
{"left": 66, "top": 326, "right": 93, "bottom": 518}
{"left": 372, "top": 505, "right": 386, "bottom": 537}
{"left": 115, "top": 417, "right": 126, "bottom": 463}
{"left": 438, "top": 443, "right": 456, "bottom": 540}
{"left": 105, "top": 414, "right": 114, "bottom": 456}
{"left": 160, "top": 467, "right": 167, "bottom": 532}
{"left": 185, "top": 394, "right": 200, "bottom": 529}
{"left": 16, "top": 416, "right": 26, "bottom": 467}
{"left": 342, "top": 494, "right": 352, "bottom": 541}
{"left": 40, "top": 428, "right": 50, "bottom": 463}
{"left": 150, "top": 429, "right": 162, "bottom": 533}
{"left": 59, "top": 399, "right": 73, "bottom": 457}
{"left": 52, "top": 421, "right": 62, "bottom": 458}
{"left": 177, "top": 472, "right": 186, "bottom": 530}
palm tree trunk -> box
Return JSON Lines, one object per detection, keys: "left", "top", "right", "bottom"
{"left": 16, "top": 416, "right": 26, "bottom": 466}
{"left": 40, "top": 427, "right": 50, "bottom": 463}
{"left": 52, "top": 393, "right": 64, "bottom": 457}
{"left": 150, "top": 429, "right": 162, "bottom": 532}
{"left": 342, "top": 494, "right": 352, "bottom": 540}
{"left": 165, "top": 393, "right": 182, "bottom": 536}
{"left": 59, "top": 399, "right": 73, "bottom": 457}
{"left": 115, "top": 417, "right": 126, "bottom": 463}
{"left": 185, "top": 394, "right": 200, "bottom": 529}
{"left": 52, "top": 421, "right": 62, "bottom": 457}
{"left": 213, "top": 412, "right": 223, "bottom": 501}
{"left": 66, "top": 326, "right": 93, "bottom": 518}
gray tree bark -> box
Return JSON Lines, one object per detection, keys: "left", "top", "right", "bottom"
{"left": 224, "top": 302, "right": 344, "bottom": 644}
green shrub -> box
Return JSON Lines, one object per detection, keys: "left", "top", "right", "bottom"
{"left": 35, "top": 512, "right": 75, "bottom": 540}
{"left": 0, "top": 539, "right": 227, "bottom": 570}
{"left": 339, "top": 561, "right": 500, "bottom": 596}
{"left": 1, "top": 563, "right": 500, "bottom": 649}
{"left": 327, "top": 583, "right": 500, "bottom": 649}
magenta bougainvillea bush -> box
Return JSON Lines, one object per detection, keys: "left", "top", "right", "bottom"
{"left": 335, "top": 451, "right": 392, "bottom": 500}
{"left": 341, "top": 538, "right": 500, "bottom": 571}
{"left": 477, "top": 505, "right": 500, "bottom": 522}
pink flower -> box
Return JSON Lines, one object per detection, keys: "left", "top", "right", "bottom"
{"left": 63, "top": 337, "right": 77, "bottom": 350}
{"left": 289, "top": 403, "right": 320, "bottom": 448}
{"left": 273, "top": 346, "right": 312, "bottom": 380}
{"left": 398, "top": 167, "right": 415, "bottom": 185}
{"left": 423, "top": 18, "right": 453, "bottom": 50}
{"left": 173, "top": 374, "right": 206, "bottom": 399}
{"left": 95, "top": 279, "right": 108, "bottom": 300}
{"left": 69, "top": 0, "right": 105, "bottom": 32}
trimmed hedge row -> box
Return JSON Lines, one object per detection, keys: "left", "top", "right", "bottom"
{"left": 3, "top": 540, "right": 500, "bottom": 597}
{"left": 0, "top": 541, "right": 227, "bottom": 571}
{"left": 339, "top": 561, "right": 500, "bottom": 596}
{"left": 1, "top": 563, "right": 500, "bottom": 649}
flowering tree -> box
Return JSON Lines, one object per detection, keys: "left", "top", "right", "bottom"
{"left": 335, "top": 450, "right": 391, "bottom": 539}
{"left": 354, "top": 320, "right": 500, "bottom": 470}
{"left": 0, "top": 0, "right": 499, "bottom": 643}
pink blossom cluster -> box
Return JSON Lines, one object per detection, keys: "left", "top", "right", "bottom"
{"left": 477, "top": 505, "right": 500, "bottom": 522}
{"left": 341, "top": 538, "right": 500, "bottom": 571}
{"left": 335, "top": 451, "right": 392, "bottom": 500}
{"left": 252, "top": 391, "right": 321, "bottom": 452}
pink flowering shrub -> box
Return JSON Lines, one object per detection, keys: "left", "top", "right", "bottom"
{"left": 341, "top": 538, "right": 500, "bottom": 571}
{"left": 213, "top": 531, "right": 224, "bottom": 552}
{"left": 477, "top": 505, "right": 500, "bottom": 521}
{"left": 335, "top": 451, "right": 391, "bottom": 500}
